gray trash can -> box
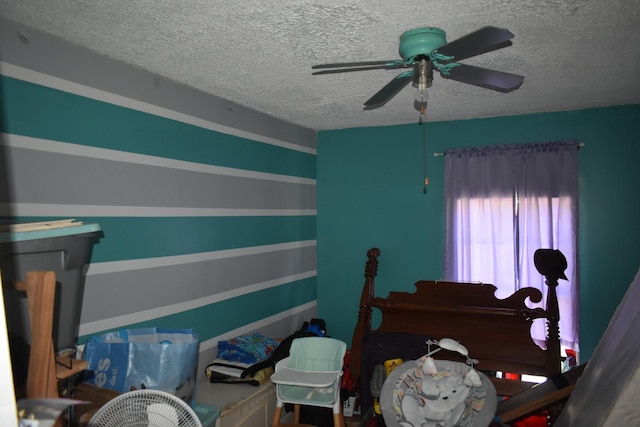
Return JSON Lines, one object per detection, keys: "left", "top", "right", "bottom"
{"left": 0, "top": 221, "right": 103, "bottom": 353}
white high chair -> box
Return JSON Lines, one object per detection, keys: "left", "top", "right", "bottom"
{"left": 270, "top": 337, "right": 347, "bottom": 427}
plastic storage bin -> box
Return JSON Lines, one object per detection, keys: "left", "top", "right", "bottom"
{"left": 193, "top": 403, "right": 221, "bottom": 427}
{"left": 0, "top": 220, "right": 102, "bottom": 353}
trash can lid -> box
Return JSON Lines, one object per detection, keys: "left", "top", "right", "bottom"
{"left": 0, "top": 219, "right": 102, "bottom": 243}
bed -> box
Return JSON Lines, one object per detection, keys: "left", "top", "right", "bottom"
{"left": 350, "top": 247, "right": 565, "bottom": 423}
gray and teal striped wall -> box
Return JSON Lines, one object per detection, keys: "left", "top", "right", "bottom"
{"left": 0, "top": 17, "right": 317, "bottom": 379}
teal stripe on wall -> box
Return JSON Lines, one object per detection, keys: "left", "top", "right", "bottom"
{"left": 78, "top": 277, "right": 317, "bottom": 343}
{"left": 13, "top": 216, "right": 317, "bottom": 262}
{"left": 0, "top": 76, "right": 316, "bottom": 178}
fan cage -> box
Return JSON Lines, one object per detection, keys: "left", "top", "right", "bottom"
{"left": 88, "top": 389, "right": 202, "bottom": 427}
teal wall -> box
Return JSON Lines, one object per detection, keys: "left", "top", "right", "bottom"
{"left": 317, "top": 104, "right": 640, "bottom": 361}
{"left": 0, "top": 17, "right": 318, "bottom": 380}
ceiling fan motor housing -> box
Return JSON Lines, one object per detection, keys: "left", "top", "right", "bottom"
{"left": 399, "top": 27, "right": 447, "bottom": 61}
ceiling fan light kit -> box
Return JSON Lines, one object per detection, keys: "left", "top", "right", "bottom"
{"left": 312, "top": 25, "right": 524, "bottom": 113}
{"left": 412, "top": 58, "right": 432, "bottom": 120}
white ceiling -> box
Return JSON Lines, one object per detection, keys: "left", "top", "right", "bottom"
{"left": 1, "top": 0, "right": 639, "bottom": 130}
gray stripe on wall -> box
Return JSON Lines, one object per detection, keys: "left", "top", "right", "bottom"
{"left": 5, "top": 145, "right": 316, "bottom": 210}
{"left": 3, "top": 134, "right": 314, "bottom": 184}
{"left": 79, "top": 271, "right": 316, "bottom": 337}
{"left": 87, "top": 241, "right": 316, "bottom": 275}
{"left": 0, "top": 17, "right": 317, "bottom": 148}
{"left": 80, "top": 245, "right": 317, "bottom": 323}
{"left": 1, "top": 203, "right": 315, "bottom": 217}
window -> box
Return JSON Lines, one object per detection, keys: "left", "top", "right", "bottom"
{"left": 443, "top": 141, "right": 579, "bottom": 351}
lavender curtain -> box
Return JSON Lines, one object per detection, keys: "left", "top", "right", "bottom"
{"left": 443, "top": 141, "right": 579, "bottom": 350}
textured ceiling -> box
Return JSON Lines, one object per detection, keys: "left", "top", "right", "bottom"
{"left": 1, "top": 0, "right": 639, "bottom": 130}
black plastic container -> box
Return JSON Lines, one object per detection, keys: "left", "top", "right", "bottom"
{"left": 0, "top": 221, "right": 102, "bottom": 353}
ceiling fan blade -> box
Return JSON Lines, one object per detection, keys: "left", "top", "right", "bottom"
{"left": 440, "top": 64, "right": 524, "bottom": 93}
{"left": 363, "top": 72, "right": 413, "bottom": 110}
{"left": 434, "top": 26, "right": 515, "bottom": 62}
{"left": 312, "top": 60, "right": 403, "bottom": 69}
{"left": 312, "top": 63, "right": 407, "bottom": 75}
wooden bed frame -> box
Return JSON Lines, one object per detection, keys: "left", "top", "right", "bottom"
{"left": 350, "top": 247, "right": 563, "bottom": 399}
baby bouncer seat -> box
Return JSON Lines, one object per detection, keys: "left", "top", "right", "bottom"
{"left": 379, "top": 339, "right": 497, "bottom": 427}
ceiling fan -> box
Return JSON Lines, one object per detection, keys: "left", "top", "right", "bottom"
{"left": 312, "top": 26, "right": 524, "bottom": 113}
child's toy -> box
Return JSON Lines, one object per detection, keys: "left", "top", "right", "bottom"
{"left": 378, "top": 338, "right": 497, "bottom": 427}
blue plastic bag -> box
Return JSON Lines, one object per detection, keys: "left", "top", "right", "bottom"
{"left": 83, "top": 328, "right": 199, "bottom": 404}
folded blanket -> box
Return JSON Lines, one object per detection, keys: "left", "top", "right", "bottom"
{"left": 205, "top": 358, "right": 273, "bottom": 386}
{"left": 210, "top": 328, "right": 319, "bottom": 386}
{"left": 217, "top": 333, "right": 280, "bottom": 364}
{"left": 206, "top": 358, "right": 252, "bottom": 379}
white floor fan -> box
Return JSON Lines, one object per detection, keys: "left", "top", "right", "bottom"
{"left": 88, "top": 389, "right": 202, "bottom": 427}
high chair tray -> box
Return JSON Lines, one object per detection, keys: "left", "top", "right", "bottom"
{"left": 270, "top": 367, "right": 340, "bottom": 387}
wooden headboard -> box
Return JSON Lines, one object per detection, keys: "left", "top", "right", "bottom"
{"left": 350, "top": 247, "right": 562, "bottom": 398}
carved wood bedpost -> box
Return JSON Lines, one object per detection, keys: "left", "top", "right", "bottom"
{"left": 533, "top": 248, "right": 566, "bottom": 374}
{"left": 544, "top": 274, "right": 562, "bottom": 373}
{"left": 350, "top": 247, "right": 380, "bottom": 388}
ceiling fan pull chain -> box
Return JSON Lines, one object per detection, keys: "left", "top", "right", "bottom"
{"left": 423, "top": 120, "right": 429, "bottom": 194}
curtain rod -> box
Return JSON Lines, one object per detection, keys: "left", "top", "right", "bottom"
{"left": 433, "top": 142, "right": 585, "bottom": 157}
